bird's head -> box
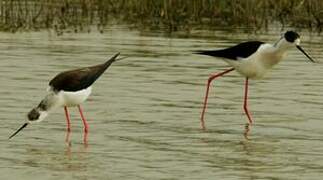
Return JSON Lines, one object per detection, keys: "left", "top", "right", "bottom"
{"left": 28, "top": 108, "right": 48, "bottom": 122}
{"left": 283, "top": 31, "right": 315, "bottom": 63}
{"left": 284, "top": 31, "right": 300, "bottom": 45}
{"left": 9, "top": 108, "right": 48, "bottom": 139}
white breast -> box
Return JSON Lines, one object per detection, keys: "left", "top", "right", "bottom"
{"left": 58, "top": 86, "right": 92, "bottom": 107}
{"left": 224, "top": 43, "right": 285, "bottom": 79}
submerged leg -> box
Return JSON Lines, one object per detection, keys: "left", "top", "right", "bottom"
{"left": 83, "top": 130, "right": 89, "bottom": 148}
{"left": 64, "top": 106, "right": 71, "bottom": 132}
{"left": 65, "top": 130, "right": 71, "bottom": 145}
{"left": 78, "top": 105, "right": 89, "bottom": 132}
{"left": 243, "top": 77, "right": 253, "bottom": 124}
{"left": 200, "top": 68, "right": 235, "bottom": 130}
{"left": 243, "top": 123, "right": 251, "bottom": 140}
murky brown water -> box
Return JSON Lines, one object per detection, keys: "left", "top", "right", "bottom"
{"left": 1, "top": 26, "right": 323, "bottom": 179}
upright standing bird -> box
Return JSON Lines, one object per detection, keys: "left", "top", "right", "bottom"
{"left": 195, "top": 31, "right": 315, "bottom": 130}
{"left": 9, "top": 53, "right": 120, "bottom": 139}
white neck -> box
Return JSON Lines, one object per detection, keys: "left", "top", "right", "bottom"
{"left": 274, "top": 37, "right": 298, "bottom": 54}
{"left": 28, "top": 92, "right": 62, "bottom": 123}
{"left": 257, "top": 38, "right": 295, "bottom": 70}
{"left": 34, "top": 111, "right": 49, "bottom": 123}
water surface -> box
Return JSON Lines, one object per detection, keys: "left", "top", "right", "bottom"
{"left": 1, "top": 27, "right": 323, "bottom": 179}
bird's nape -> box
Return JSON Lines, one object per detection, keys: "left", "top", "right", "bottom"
{"left": 9, "top": 123, "right": 28, "bottom": 139}
{"left": 296, "top": 45, "right": 315, "bottom": 63}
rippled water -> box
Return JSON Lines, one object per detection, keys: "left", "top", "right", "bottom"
{"left": 1, "top": 26, "right": 323, "bottom": 179}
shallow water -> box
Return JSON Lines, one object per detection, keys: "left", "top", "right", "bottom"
{"left": 1, "top": 26, "right": 323, "bottom": 179}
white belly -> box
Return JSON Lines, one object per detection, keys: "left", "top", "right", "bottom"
{"left": 231, "top": 60, "right": 268, "bottom": 79}
{"left": 224, "top": 59, "right": 265, "bottom": 79}
{"left": 58, "top": 86, "right": 92, "bottom": 107}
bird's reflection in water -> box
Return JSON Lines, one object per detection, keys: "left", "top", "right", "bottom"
{"left": 65, "top": 130, "right": 89, "bottom": 158}
{"left": 21, "top": 133, "right": 90, "bottom": 175}
{"left": 244, "top": 123, "right": 251, "bottom": 140}
{"left": 200, "top": 123, "right": 252, "bottom": 140}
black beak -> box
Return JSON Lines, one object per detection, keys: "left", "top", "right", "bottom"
{"left": 296, "top": 45, "right": 315, "bottom": 63}
{"left": 9, "top": 123, "right": 28, "bottom": 139}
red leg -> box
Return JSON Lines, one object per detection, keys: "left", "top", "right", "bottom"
{"left": 200, "top": 68, "right": 234, "bottom": 130}
{"left": 243, "top": 77, "right": 253, "bottom": 124}
{"left": 64, "top": 106, "right": 71, "bottom": 132}
{"left": 78, "top": 105, "right": 89, "bottom": 132}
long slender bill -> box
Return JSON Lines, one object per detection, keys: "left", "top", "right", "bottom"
{"left": 296, "top": 45, "right": 315, "bottom": 63}
{"left": 9, "top": 123, "right": 28, "bottom": 139}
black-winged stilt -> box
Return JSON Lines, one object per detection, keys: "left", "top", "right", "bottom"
{"left": 195, "top": 31, "right": 315, "bottom": 130}
{"left": 9, "top": 53, "right": 120, "bottom": 139}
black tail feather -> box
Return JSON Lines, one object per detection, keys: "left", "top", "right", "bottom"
{"left": 193, "top": 50, "right": 217, "bottom": 56}
{"left": 103, "top": 52, "right": 120, "bottom": 69}
{"left": 194, "top": 49, "right": 240, "bottom": 60}
{"left": 193, "top": 50, "right": 227, "bottom": 58}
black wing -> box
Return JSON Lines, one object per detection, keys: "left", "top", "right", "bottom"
{"left": 195, "top": 41, "right": 264, "bottom": 60}
{"left": 49, "top": 53, "right": 120, "bottom": 92}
